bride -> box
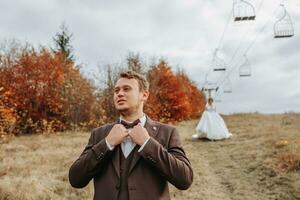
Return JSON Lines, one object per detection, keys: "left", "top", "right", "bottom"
{"left": 192, "top": 98, "right": 232, "bottom": 140}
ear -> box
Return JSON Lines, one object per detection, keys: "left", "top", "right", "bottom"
{"left": 141, "top": 90, "right": 149, "bottom": 102}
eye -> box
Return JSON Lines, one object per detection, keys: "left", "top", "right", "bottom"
{"left": 123, "top": 87, "right": 131, "bottom": 92}
{"left": 114, "top": 88, "right": 120, "bottom": 93}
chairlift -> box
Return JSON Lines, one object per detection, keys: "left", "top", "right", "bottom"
{"left": 223, "top": 78, "right": 232, "bottom": 93}
{"left": 233, "top": 0, "right": 256, "bottom": 21}
{"left": 274, "top": 4, "right": 294, "bottom": 38}
{"left": 203, "top": 81, "right": 217, "bottom": 90}
{"left": 239, "top": 55, "right": 252, "bottom": 77}
{"left": 212, "top": 50, "right": 227, "bottom": 71}
{"left": 202, "top": 81, "right": 219, "bottom": 99}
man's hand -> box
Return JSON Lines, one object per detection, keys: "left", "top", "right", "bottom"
{"left": 106, "top": 124, "right": 128, "bottom": 146}
{"left": 129, "top": 123, "right": 150, "bottom": 145}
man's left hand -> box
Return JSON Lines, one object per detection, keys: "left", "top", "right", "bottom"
{"left": 129, "top": 123, "right": 150, "bottom": 145}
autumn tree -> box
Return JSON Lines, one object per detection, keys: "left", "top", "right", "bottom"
{"left": 176, "top": 69, "right": 206, "bottom": 118}
{"left": 145, "top": 60, "right": 192, "bottom": 123}
{"left": 0, "top": 38, "right": 95, "bottom": 134}
{"left": 0, "top": 47, "right": 65, "bottom": 133}
{"left": 61, "top": 62, "right": 95, "bottom": 127}
{"left": 127, "top": 52, "right": 146, "bottom": 74}
{"left": 92, "top": 64, "right": 121, "bottom": 123}
{"left": 93, "top": 56, "right": 206, "bottom": 124}
{"left": 52, "top": 24, "right": 94, "bottom": 128}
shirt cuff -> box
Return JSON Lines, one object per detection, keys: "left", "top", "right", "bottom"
{"left": 138, "top": 137, "right": 150, "bottom": 152}
{"left": 105, "top": 138, "right": 115, "bottom": 151}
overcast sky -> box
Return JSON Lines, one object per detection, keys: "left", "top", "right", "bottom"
{"left": 1, "top": 0, "right": 299, "bottom": 114}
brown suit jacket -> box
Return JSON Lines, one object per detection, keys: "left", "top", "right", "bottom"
{"left": 69, "top": 116, "right": 193, "bottom": 200}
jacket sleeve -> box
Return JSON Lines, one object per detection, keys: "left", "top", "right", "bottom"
{"left": 68, "top": 128, "right": 113, "bottom": 188}
{"left": 138, "top": 127, "right": 193, "bottom": 190}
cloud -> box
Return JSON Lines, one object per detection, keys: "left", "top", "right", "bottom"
{"left": 0, "top": 0, "right": 299, "bottom": 114}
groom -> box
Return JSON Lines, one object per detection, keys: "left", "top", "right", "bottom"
{"left": 69, "top": 70, "right": 193, "bottom": 200}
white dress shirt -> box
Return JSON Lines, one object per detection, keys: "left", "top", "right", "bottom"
{"left": 105, "top": 114, "right": 150, "bottom": 158}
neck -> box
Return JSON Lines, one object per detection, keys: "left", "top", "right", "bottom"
{"left": 120, "top": 106, "right": 144, "bottom": 122}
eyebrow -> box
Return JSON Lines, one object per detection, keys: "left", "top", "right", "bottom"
{"left": 114, "top": 85, "right": 132, "bottom": 89}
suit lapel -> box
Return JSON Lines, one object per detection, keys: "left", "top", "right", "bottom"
{"left": 129, "top": 116, "right": 159, "bottom": 174}
{"left": 144, "top": 116, "right": 158, "bottom": 139}
{"left": 108, "top": 120, "right": 121, "bottom": 178}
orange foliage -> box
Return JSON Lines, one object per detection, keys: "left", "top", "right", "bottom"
{"left": 0, "top": 88, "right": 17, "bottom": 136}
{"left": 0, "top": 47, "right": 94, "bottom": 134}
{"left": 145, "top": 60, "right": 205, "bottom": 123}
{"left": 0, "top": 48, "right": 65, "bottom": 133}
{"left": 0, "top": 45, "right": 205, "bottom": 134}
{"left": 176, "top": 72, "right": 206, "bottom": 118}
{"left": 61, "top": 60, "right": 95, "bottom": 128}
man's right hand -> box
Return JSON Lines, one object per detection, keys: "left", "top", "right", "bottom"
{"left": 105, "top": 124, "right": 128, "bottom": 146}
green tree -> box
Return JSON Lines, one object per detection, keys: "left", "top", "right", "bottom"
{"left": 52, "top": 23, "right": 75, "bottom": 62}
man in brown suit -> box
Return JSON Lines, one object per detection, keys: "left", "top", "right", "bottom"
{"left": 69, "top": 70, "right": 193, "bottom": 200}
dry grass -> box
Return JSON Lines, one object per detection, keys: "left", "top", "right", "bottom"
{"left": 0, "top": 132, "right": 94, "bottom": 200}
{"left": 0, "top": 113, "right": 300, "bottom": 200}
{"left": 277, "top": 152, "right": 300, "bottom": 172}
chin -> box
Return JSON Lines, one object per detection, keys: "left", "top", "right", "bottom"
{"left": 116, "top": 106, "right": 129, "bottom": 112}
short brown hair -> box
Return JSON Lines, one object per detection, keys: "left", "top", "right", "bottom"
{"left": 118, "top": 70, "right": 149, "bottom": 91}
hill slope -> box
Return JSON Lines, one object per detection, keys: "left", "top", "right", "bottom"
{"left": 0, "top": 113, "right": 299, "bottom": 200}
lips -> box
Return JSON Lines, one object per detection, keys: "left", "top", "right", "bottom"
{"left": 117, "top": 99, "right": 126, "bottom": 104}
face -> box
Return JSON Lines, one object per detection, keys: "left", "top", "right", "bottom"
{"left": 114, "top": 78, "right": 149, "bottom": 114}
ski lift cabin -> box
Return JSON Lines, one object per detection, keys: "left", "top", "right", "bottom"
{"left": 274, "top": 5, "right": 294, "bottom": 38}
{"left": 212, "top": 50, "right": 227, "bottom": 71}
{"left": 239, "top": 55, "right": 252, "bottom": 77}
{"left": 223, "top": 78, "right": 233, "bottom": 93}
{"left": 202, "top": 82, "right": 218, "bottom": 98}
{"left": 233, "top": 0, "right": 256, "bottom": 21}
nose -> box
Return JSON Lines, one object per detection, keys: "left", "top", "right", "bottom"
{"left": 117, "top": 89, "right": 125, "bottom": 97}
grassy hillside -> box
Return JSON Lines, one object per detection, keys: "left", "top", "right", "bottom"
{"left": 0, "top": 113, "right": 299, "bottom": 200}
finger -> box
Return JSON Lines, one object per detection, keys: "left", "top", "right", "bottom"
{"left": 128, "top": 130, "right": 134, "bottom": 137}
{"left": 123, "top": 129, "right": 129, "bottom": 135}
{"left": 133, "top": 123, "right": 142, "bottom": 129}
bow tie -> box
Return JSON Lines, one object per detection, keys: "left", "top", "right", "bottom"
{"left": 120, "top": 119, "right": 140, "bottom": 129}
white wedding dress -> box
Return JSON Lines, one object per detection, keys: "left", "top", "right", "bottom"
{"left": 192, "top": 104, "right": 232, "bottom": 140}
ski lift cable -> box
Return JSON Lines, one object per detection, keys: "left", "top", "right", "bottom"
{"left": 203, "top": 7, "right": 233, "bottom": 85}
{"left": 205, "top": 0, "right": 264, "bottom": 88}
{"left": 209, "top": 0, "right": 265, "bottom": 88}
{"left": 227, "top": 0, "right": 265, "bottom": 66}
{"left": 204, "top": 0, "right": 265, "bottom": 86}
{"left": 215, "top": 4, "right": 280, "bottom": 88}
{"left": 243, "top": 3, "right": 280, "bottom": 55}
{"left": 217, "top": 8, "right": 234, "bottom": 50}
{"left": 231, "top": 0, "right": 288, "bottom": 62}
